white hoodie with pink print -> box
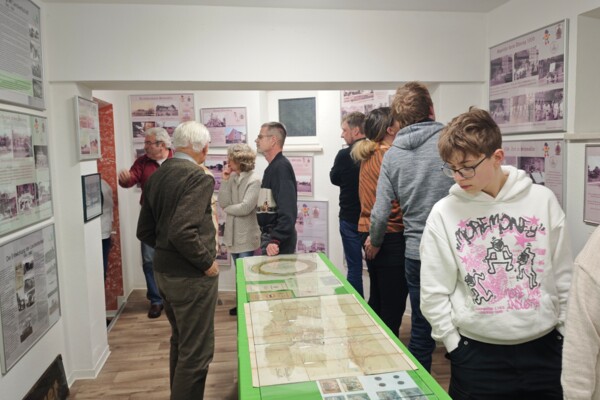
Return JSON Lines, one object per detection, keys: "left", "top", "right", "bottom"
{"left": 420, "top": 165, "right": 572, "bottom": 352}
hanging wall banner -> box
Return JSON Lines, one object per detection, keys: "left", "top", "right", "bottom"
{"left": 130, "top": 93, "right": 195, "bottom": 154}
{"left": 289, "top": 156, "right": 313, "bottom": 197}
{"left": 0, "top": 110, "right": 52, "bottom": 236}
{"left": 585, "top": 145, "right": 600, "bottom": 225}
{"left": 340, "top": 90, "right": 395, "bottom": 120}
{"left": 489, "top": 20, "right": 567, "bottom": 134}
{"left": 0, "top": 0, "right": 45, "bottom": 110}
{"left": 503, "top": 139, "right": 564, "bottom": 208}
{"left": 200, "top": 107, "right": 247, "bottom": 147}
{"left": 0, "top": 224, "right": 60, "bottom": 374}
{"left": 295, "top": 200, "right": 328, "bottom": 255}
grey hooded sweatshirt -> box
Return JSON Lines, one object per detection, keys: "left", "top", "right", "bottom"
{"left": 369, "top": 121, "right": 453, "bottom": 260}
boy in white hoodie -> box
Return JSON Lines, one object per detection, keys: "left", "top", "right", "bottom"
{"left": 420, "top": 108, "right": 572, "bottom": 399}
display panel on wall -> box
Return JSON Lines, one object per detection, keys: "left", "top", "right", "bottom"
{"left": 584, "top": 144, "right": 600, "bottom": 225}
{"left": 130, "top": 93, "right": 195, "bottom": 154}
{"left": 200, "top": 107, "right": 247, "bottom": 147}
{"left": 289, "top": 156, "right": 313, "bottom": 197}
{"left": 0, "top": 110, "right": 52, "bottom": 236}
{"left": 503, "top": 139, "right": 565, "bottom": 208}
{"left": 0, "top": 0, "right": 45, "bottom": 110}
{"left": 81, "top": 173, "right": 102, "bottom": 222}
{"left": 295, "top": 200, "right": 328, "bottom": 255}
{"left": 340, "top": 90, "right": 396, "bottom": 119}
{"left": 75, "top": 97, "right": 101, "bottom": 160}
{"left": 0, "top": 224, "right": 60, "bottom": 374}
{"left": 205, "top": 154, "right": 227, "bottom": 193}
{"left": 489, "top": 20, "right": 567, "bottom": 134}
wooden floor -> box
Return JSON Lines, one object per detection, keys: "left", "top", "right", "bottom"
{"left": 69, "top": 290, "right": 450, "bottom": 399}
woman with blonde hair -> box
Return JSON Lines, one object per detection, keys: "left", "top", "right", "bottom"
{"left": 218, "top": 143, "right": 261, "bottom": 315}
{"left": 352, "top": 107, "right": 408, "bottom": 337}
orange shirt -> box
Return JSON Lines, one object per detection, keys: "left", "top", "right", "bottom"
{"left": 358, "top": 142, "right": 403, "bottom": 233}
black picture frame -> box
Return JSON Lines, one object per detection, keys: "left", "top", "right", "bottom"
{"left": 81, "top": 173, "right": 102, "bottom": 222}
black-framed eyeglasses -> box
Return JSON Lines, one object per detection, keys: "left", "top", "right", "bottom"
{"left": 144, "top": 141, "right": 162, "bottom": 146}
{"left": 441, "top": 156, "right": 487, "bottom": 178}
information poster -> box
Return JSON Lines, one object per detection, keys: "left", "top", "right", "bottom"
{"left": 0, "top": 0, "right": 44, "bottom": 110}
{"left": 130, "top": 93, "right": 195, "bottom": 153}
{"left": 0, "top": 224, "right": 60, "bottom": 374}
{"left": 584, "top": 145, "right": 600, "bottom": 225}
{"left": 503, "top": 139, "right": 564, "bottom": 207}
{"left": 489, "top": 20, "right": 567, "bottom": 134}
{"left": 289, "top": 156, "right": 313, "bottom": 197}
{"left": 204, "top": 155, "right": 227, "bottom": 192}
{"left": 200, "top": 107, "right": 247, "bottom": 147}
{"left": 295, "top": 200, "right": 328, "bottom": 255}
{"left": 340, "top": 90, "right": 395, "bottom": 119}
{"left": 75, "top": 97, "right": 100, "bottom": 160}
{"left": 0, "top": 110, "right": 52, "bottom": 236}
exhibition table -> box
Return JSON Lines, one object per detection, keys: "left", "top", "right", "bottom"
{"left": 236, "top": 253, "right": 450, "bottom": 400}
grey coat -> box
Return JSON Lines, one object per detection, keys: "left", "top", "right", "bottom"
{"left": 217, "top": 170, "right": 261, "bottom": 254}
{"left": 369, "top": 121, "right": 454, "bottom": 260}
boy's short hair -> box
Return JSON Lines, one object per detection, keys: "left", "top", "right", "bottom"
{"left": 391, "top": 81, "right": 433, "bottom": 129}
{"left": 438, "top": 107, "right": 502, "bottom": 162}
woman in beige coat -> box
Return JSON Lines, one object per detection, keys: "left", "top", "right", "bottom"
{"left": 218, "top": 143, "right": 261, "bottom": 315}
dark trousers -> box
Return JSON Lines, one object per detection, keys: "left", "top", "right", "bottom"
{"left": 405, "top": 257, "right": 436, "bottom": 371}
{"left": 362, "top": 231, "right": 408, "bottom": 337}
{"left": 155, "top": 271, "right": 219, "bottom": 400}
{"left": 101, "top": 237, "right": 112, "bottom": 280}
{"left": 448, "top": 330, "right": 564, "bottom": 400}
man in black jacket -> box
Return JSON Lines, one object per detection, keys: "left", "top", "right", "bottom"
{"left": 255, "top": 122, "right": 298, "bottom": 256}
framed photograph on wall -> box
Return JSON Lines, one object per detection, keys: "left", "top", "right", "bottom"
{"left": 200, "top": 107, "right": 247, "bottom": 147}
{"left": 0, "top": 224, "right": 60, "bottom": 374}
{"left": 489, "top": 20, "right": 567, "bottom": 134}
{"left": 584, "top": 144, "right": 600, "bottom": 225}
{"left": 205, "top": 154, "right": 228, "bottom": 192}
{"left": 295, "top": 200, "right": 328, "bottom": 255}
{"left": 75, "top": 96, "right": 101, "bottom": 160}
{"left": 81, "top": 173, "right": 102, "bottom": 222}
{"left": 289, "top": 156, "right": 314, "bottom": 197}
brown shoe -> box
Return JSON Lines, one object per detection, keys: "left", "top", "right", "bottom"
{"left": 148, "top": 304, "right": 163, "bottom": 319}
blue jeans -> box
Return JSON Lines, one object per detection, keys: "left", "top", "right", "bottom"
{"left": 141, "top": 242, "right": 162, "bottom": 305}
{"left": 405, "top": 257, "right": 436, "bottom": 371}
{"left": 339, "top": 219, "right": 363, "bottom": 297}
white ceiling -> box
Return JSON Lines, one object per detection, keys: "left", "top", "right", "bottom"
{"left": 41, "top": 0, "right": 510, "bottom": 13}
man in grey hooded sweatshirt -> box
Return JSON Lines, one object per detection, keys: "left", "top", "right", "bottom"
{"left": 365, "top": 81, "right": 453, "bottom": 371}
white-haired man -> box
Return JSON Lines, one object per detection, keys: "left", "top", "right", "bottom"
{"left": 137, "top": 121, "right": 219, "bottom": 400}
{"left": 119, "top": 127, "right": 172, "bottom": 318}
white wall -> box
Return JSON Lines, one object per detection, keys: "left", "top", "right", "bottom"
{"left": 45, "top": 4, "right": 487, "bottom": 85}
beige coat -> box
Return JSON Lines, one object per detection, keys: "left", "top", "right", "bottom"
{"left": 562, "top": 225, "right": 600, "bottom": 400}
{"left": 217, "top": 171, "right": 261, "bottom": 254}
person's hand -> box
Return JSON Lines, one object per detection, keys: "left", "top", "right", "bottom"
{"left": 118, "top": 169, "right": 131, "bottom": 185}
{"left": 205, "top": 261, "right": 219, "bottom": 277}
{"left": 266, "top": 243, "right": 280, "bottom": 256}
{"left": 222, "top": 165, "right": 232, "bottom": 181}
{"left": 364, "top": 236, "right": 380, "bottom": 260}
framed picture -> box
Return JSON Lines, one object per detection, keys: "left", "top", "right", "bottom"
{"left": 205, "top": 154, "right": 228, "bottom": 192}
{"left": 289, "top": 156, "right": 314, "bottom": 197}
{"left": 0, "top": 224, "right": 60, "bottom": 374}
{"left": 489, "top": 20, "right": 567, "bottom": 134}
{"left": 584, "top": 144, "right": 600, "bottom": 225}
{"left": 295, "top": 200, "right": 328, "bottom": 255}
{"left": 200, "top": 107, "right": 247, "bottom": 147}
{"left": 81, "top": 173, "right": 102, "bottom": 222}
{"left": 215, "top": 201, "right": 230, "bottom": 265}
{"left": 74, "top": 96, "right": 101, "bottom": 160}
